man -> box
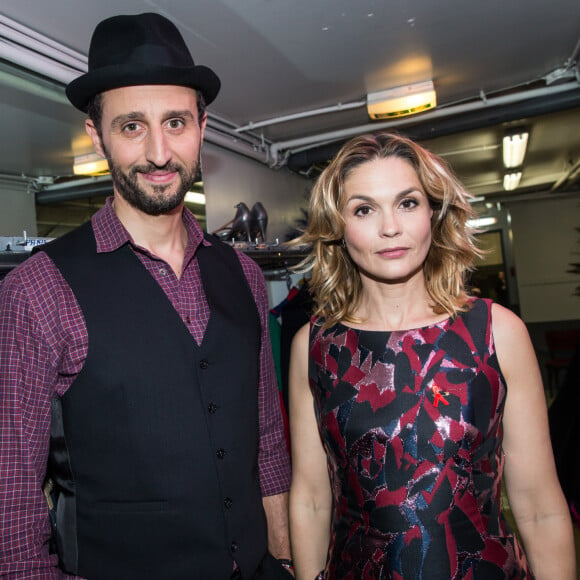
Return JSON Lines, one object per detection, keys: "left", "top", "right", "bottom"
{"left": 0, "top": 13, "right": 292, "bottom": 579}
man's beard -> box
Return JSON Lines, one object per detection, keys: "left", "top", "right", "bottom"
{"left": 106, "top": 154, "right": 199, "bottom": 216}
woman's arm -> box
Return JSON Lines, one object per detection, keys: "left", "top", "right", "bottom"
{"left": 289, "top": 323, "right": 333, "bottom": 580}
{"left": 492, "top": 304, "right": 576, "bottom": 579}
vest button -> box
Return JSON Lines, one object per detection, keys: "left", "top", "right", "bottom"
{"left": 230, "top": 541, "right": 239, "bottom": 553}
{"left": 224, "top": 497, "right": 233, "bottom": 509}
{"left": 199, "top": 359, "right": 209, "bottom": 369}
{"left": 208, "top": 403, "right": 218, "bottom": 414}
{"left": 216, "top": 448, "right": 226, "bottom": 459}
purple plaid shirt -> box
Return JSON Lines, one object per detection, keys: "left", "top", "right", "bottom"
{"left": 0, "top": 198, "right": 290, "bottom": 579}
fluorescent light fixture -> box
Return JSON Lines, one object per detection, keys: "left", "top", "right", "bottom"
{"left": 468, "top": 196, "right": 486, "bottom": 204}
{"left": 503, "top": 171, "right": 522, "bottom": 191}
{"left": 73, "top": 153, "right": 109, "bottom": 176}
{"left": 502, "top": 132, "right": 529, "bottom": 168}
{"left": 367, "top": 81, "right": 436, "bottom": 120}
{"left": 184, "top": 192, "right": 206, "bottom": 205}
{"left": 467, "top": 216, "right": 497, "bottom": 228}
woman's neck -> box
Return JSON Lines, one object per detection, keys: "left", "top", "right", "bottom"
{"left": 352, "top": 275, "right": 443, "bottom": 331}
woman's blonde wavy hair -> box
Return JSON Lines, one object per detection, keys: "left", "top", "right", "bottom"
{"left": 293, "top": 131, "right": 482, "bottom": 327}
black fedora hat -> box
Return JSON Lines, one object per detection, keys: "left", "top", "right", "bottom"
{"left": 66, "top": 12, "right": 221, "bottom": 112}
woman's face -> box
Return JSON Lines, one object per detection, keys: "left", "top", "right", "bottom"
{"left": 341, "top": 155, "right": 434, "bottom": 286}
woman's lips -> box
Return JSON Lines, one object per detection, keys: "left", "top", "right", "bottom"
{"left": 377, "top": 247, "right": 408, "bottom": 258}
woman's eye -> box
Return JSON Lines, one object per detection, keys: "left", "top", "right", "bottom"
{"left": 354, "top": 205, "right": 372, "bottom": 216}
{"left": 400, "top": 198, "right": 419, "bottom": 210}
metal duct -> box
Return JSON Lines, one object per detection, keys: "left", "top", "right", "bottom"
{"left": 36, "top": 180, "right": 113, "bottom": 204}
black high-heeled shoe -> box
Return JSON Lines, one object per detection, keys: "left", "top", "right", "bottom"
{"left": 212, "top": 202, "right": 251, "bottom": 241}
{"left": 249, "top": 202, "right": 268, "bottom": 243}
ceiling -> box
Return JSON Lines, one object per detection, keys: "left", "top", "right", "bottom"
{"left": 0, "top": 0, "right": 579, "bottom": 236}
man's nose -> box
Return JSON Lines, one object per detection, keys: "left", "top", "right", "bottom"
{"left": 145, "top": 127, "right": 172, "bottom": 167}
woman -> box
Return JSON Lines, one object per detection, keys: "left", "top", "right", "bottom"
{"left": 288, "top": 132, "right": 575, "bottom": 579}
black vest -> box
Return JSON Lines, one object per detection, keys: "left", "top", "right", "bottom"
{"left": 40, "top": 222, "right": 267, "bottom": 579}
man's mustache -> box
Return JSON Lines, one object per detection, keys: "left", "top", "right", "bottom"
{"left": 130, "top": 162, "right": 184, "bottom": 175}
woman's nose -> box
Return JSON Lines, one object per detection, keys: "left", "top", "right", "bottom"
{"left": 381, "top": 211, "right": 401, "bottom": 237}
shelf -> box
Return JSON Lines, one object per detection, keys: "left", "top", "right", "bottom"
{"left": 0, "top": 247, "right": 312, "bottom": 278}
{"left": 0, "top": 251, "right": 30, "bottom": 279}
{"left": 241, "top": 247, "right": 310, "bottom": 271}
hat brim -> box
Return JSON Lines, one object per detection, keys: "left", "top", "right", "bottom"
{"left": 66, "top": 63, "right": 221, "bottom": 112}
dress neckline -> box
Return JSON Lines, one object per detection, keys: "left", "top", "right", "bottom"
{"left": 334, "top": 315, "right": 453, "bottom": 335}
{"left": 328, "top": 297, "right": 481, "bottom": 334}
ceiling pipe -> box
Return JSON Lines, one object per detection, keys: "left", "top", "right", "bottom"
{"left": 235, "top": 100, "right": 366, "bottom": 133}
{"left": 0, "top": 15, "right": 86, "bottom": 83}
{"left": 36, "top": 180, "right": 113, "bottom": 205}
{"left": 0, "top": 15, "right": 87, "bottom": 66}
{"left": 550, "top": 158, "right": 580, "bottom": 191}
{"left": 0, "top": 40, "right": 82, "bottom": 84}
{"left": 204, "top": 123, "right": 271, "bottom": 164}
{"left": 493, "top": 187, "right": 580, "bottom": 204}
{"left": 0, "top": 15, "right": 87, "bottom": 70}
{"left": 36, "top": 175, "right": 108, "bottom": 191}
{"left": 274, "top": 81, "right": 580, "bottom": 168}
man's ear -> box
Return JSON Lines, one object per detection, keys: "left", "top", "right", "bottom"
{"left": 199, "top": 112, "right": 207, "bottom": 142}
{"left": 85, "top": 119, "right": 106, "bottom": 159}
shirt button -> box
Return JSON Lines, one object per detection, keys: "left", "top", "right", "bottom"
{"left": 224, "top": 497, "right": 233, "bottom": 509}
{"left": 230, "top": 541, "right": 239, "bottom": 553}
{"left": 216, "top": 448, "right": 226, "bottom": 459}
{"left": 208, "top": 403, "right": 218, "bottom": 414}
{"left": 199, "top": 359, "right": 209, "bottom": 369}
{"left": 159, "top": 268, "right": 167, "bottom": 275}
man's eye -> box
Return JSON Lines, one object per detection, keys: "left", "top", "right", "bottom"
{"left": 123, "top": 122, "right": 140, "bottom": 133}
{"left": 167, "top": 119, "right": 184, "bottom": 129}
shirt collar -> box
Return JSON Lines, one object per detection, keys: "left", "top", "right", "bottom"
{"left": 91, "top": 196, "right": 211, "bottom": 256}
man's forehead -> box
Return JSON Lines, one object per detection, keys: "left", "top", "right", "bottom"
{"left": 101, "top": 85, "right": 199, "bottom": 114}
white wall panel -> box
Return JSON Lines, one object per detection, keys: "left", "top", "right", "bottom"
{"left": 508, "top": 195, "right": 579, "bottom": 322}
{"left": 0, "top": 179, "right": 36, "bottom": 237}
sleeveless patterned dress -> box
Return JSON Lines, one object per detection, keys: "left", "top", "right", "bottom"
{"left": 308, "top": 298, "right": 533, "bottom": 579}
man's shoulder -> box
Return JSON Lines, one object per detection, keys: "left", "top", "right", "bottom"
{"left": 233, "top": 247, "right": 266, "bottom": 290}
{"left": 3, "top": 250, "right": 55, "bottom": 282}
{"left": 233, "top": 246, "right": 262, "bottom": 271}
{"left": 1, "top": 249, "right": 68, "bottom": 306}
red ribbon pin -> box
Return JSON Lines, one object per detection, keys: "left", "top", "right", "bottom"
{"left": 431, "top": 384, "right": 449, "bottom": 408}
